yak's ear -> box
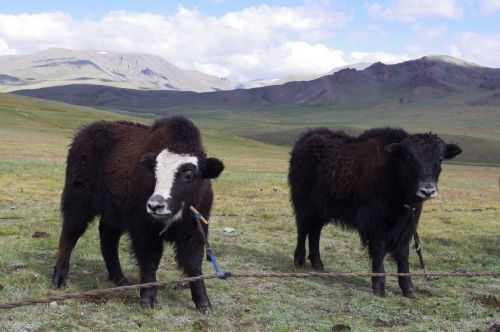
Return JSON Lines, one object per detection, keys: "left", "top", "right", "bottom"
{"left": 444, "top": 143, "right": 462, "bottom": 160}
{"left": 140, "top": 153, "right": 156, "bottom": 170}
{"left": 202, "top": 157, "right": 224, "bottom": 179}
{"left": 385, "top": 143, "right": 403, "bottom": 154}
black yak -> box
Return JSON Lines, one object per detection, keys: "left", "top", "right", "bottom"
{"left": 288, "top": 127, "right": 461, "bottom": 297}
{"left": 52, "top": 116, "right": 224, "bottom": 312}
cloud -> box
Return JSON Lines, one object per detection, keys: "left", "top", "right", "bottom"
{"left": 368, "top": 0, "right": 463, "bottom": 21}
{"left": 479, "top": 0, "right": 500, "bottom": 15}
{"left": 0, "top": 12, "right": 73, "bottom": 49}
{"left": 0, "top": 6, "right": 350, "bottom": 82}
{"left": 450, "top": 32, "right": 500, "bottom": 67}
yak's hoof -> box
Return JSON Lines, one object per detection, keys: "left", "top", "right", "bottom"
{"left": 196, "top": 301, "right": 212, "bottom": 314}
{"left": 110, "top": 275, "right": 130, "bottom": 286}
{"left": 309, "top": 257, "right": 324, "bottom": 271}
{"left": 402, "top": 288, "right": 416, "bottom": 298}
{"left": 140, "top": 295, "right": 157, "bottom": 309}
{"left": 140, "top": 288, "right": 158, "bottom": 309}
{"left": 294, "top": 256, "right": 305, "bottom": 267}
{"left": 373, "top": 288, "right": 386, "bottom": 297}
{"left": 52, "top": 266, "right": 68, "bottom": 288}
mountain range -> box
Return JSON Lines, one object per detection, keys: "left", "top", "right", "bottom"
{"left": 13, "top": 55, "right": 500, "bottom": 113}
{"left": 0, "top": 48, "right": 233, "bottom": 93}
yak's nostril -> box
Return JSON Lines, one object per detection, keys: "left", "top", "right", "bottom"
{"left": 147, "top": 201, "right": 164, "bottom": 212}
{"left": 147, "top": 195, "right": 167, "bottom": 213}
{"left": 417, "top": 185, "right": 437, "bottom": 198}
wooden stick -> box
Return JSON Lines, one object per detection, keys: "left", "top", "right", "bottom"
{"left": 190, "top": 206, "right": 209, "bottom": 224}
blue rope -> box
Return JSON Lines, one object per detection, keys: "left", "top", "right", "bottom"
{"left": 191, "top": 208, "right": 231, "bottom": 279}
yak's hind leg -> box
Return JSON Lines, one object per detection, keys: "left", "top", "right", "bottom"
{"left": 52, "top": 192, "right": 95, "bottom": 288}
{"left": 99, "top": 220, "right": 128, "bottom": 285}
{"left": 294, "top": 212, "right": 311, "bottom": 267}
{"left": 369, "top": 240, "right": 387, "bottom": 297}
{"left": 308, "top": 222, "right": 325, "bottom": 270}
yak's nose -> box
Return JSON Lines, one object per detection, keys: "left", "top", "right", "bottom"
{"left": 147, "top": 195, "right": 168, "bottom": 214}
{"left": 417, "top": 183, "right": 438, "bottom": 199}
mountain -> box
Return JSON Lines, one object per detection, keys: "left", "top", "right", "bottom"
{"left": 0, "top": 48, "right": 233, "bottom": 93}
{"left": 238, "top": 62, "right": 371, "bottom": 89}
{"left": 14, "top": 55, "right": 500, "bottom": 113}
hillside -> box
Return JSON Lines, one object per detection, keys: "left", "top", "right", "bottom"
{"left": 14, "top": 55, "right": 500, "bottom": 110}
{"left": 8, "top": 55, "right": 500, "bottom": 166}
{"left": 0, "top": 48, "right": 233, "bottom": 93}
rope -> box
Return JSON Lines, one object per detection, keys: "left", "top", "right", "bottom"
{"left": 1, "top": 270, "right": 499, "bottom": 310}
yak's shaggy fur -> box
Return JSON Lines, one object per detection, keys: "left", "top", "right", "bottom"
{"left": 52, "top": 116, "right": 224, "bottom": 312}
{"left": 289, "top": 127, "right": 461, "bottom": 297}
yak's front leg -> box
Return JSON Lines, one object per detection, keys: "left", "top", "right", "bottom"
{"left": 131, "top": 234, "right": 164, "bottom": 308}
{"left": 176, "top": 233, "right": 211, "bottom": 313}
{"left": 369, "top": 240, "right": 387, "bottom": 297}
{"left": 394, "top": 244, "right": 415, "bottom": 298}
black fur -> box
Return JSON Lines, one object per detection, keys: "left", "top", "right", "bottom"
{"left": 289, "top": 127, "right": 461, "bottom": 297}
{"left": 52, "top": 116, "right": 224, "bottom": 312}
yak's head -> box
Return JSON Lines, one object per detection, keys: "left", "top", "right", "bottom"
{"left": 141, "top": 148, "right": 224, "bottom": 221}
{"left": 386, "top": 133, "right": 461, "bottom": 201}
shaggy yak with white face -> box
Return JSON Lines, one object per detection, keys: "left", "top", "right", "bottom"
{"left": 288, "top": 127, "right": 461, "bottom": 297}
{"left": 52, "top": 116, "right": 224, "bottom": 312}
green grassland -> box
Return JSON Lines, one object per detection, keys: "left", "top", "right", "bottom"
{"left": 0, "top": 93, "right": 499, "bottom": 331}
{"left": 170, "top": 99, "right": 500, "bottom": 165}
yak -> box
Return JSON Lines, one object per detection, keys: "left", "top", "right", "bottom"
{"left": 288, "top": 127, "right": 461, "bottom": 297}
{"left": 52, "top": 116, "right": 224, "bottom": 312}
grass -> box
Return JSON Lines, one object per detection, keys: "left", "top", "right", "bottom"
{"left": 0, "top": 93, "right": 499, "bottom": 331}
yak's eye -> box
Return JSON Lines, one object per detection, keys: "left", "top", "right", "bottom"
{"left": 182, "top": 170, "right": 195, "bottom": 183}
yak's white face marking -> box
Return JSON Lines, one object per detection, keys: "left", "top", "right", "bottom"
{"left": 146, "top": 149, "right": 198, "bottom": 217}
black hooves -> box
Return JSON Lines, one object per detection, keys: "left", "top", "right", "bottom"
{"left": 294, "top": 256, "right": 305, "bottom": 267}
{"left": 373, "top": 288, "right": 386, "bottom": 297}
{"left": 52, "top": 266, "right": 68, "bottom": 288}
{"left": 110, "top": 275, "right": 130, "bottom": 286}
{"left": 309, "top": 256, "right": 324, "bottom": 271}
{"left": 402, "top": 288, "right": 416, "bottom": 298}
{"left": 140, "top": 298, "right": 157, "bottom": 309}
{"left": 140, "top": 288, "right": 158, "bottom": 309}
{"left": 140, "top": 295, "right": 157, "bottom": 309}
{"left": 196, "top": 301, "right": 212, "bottom": 314}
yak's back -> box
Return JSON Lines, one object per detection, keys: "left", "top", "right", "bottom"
{"left": 289, "top": 127, "right": 409, "bottom": 207}
{"left": 289, "top": 128, "right": 354, "bottom": 209}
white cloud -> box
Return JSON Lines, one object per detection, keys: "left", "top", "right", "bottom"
{"left": 479, "top": 0, "right": 500, "bottom": 14}
{"left": 0, "top": 12, "right": 73, "bottom": 49}
{"left": 0, "top": 6, "right": 350, "bottom": 82}
{"left": 368, "top": 0, "right": 463, "bottom": 21}
{"left": 451, "top": 32, "right": 500, "bottom": 67}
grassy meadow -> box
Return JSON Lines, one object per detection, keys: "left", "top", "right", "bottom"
{"left": 0, "top": 93, "right": 499, "bottom": 331}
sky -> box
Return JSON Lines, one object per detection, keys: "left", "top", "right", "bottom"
{"left": 0, "top": 0, "right": 499, "bottom": 82}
